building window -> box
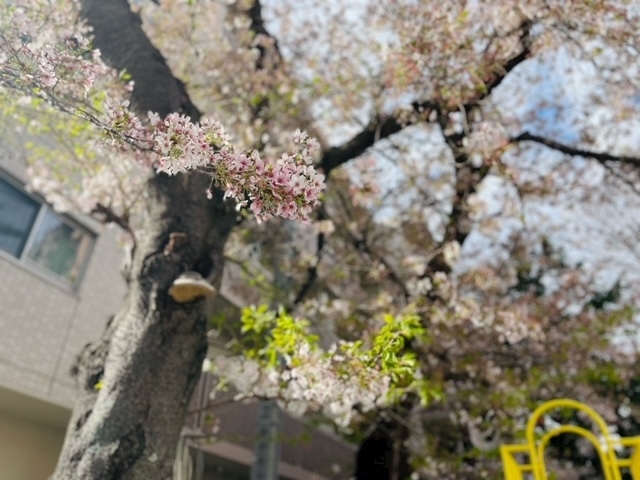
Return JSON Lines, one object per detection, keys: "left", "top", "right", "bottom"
{"left": 0, "top": 175, "right": 93, "bottom": 286}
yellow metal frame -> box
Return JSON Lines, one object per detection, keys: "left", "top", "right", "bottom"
{"left": 500, "top": 399, "right": 640, "bottom": 479}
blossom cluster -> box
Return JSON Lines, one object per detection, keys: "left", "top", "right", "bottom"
{"left": 1, "top": 1, "right": 325, "bottom": 228}
{"left": 213, "top": 341, "right": 391, "bottom": 428}
{"left": 1, "top": 1, "right": 151, "bottom": 224}
{"left": 150, "top": 113, "right": 325, "bottom": 222}
{"left": 1, "top": 1, "right": 111, "bottom": 104}
{"left": 210, "top": 307, "right": 431, "bottom": 430}
{"left": 24, "top": 123, "right": 150, "bottom": 221}
{"left": 381, "top": 0, "right": 637, "bottom": 109}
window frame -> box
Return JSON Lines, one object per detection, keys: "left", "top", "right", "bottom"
{"left": 0, "top": 170, "right": 96, "bottom": 290}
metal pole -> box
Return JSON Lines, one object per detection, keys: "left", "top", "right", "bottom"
{"left": 251, "top": 399, "right": 281, "bottom": 480}
{"left": 252, "top": 224, "right": 296, "bottom": 480}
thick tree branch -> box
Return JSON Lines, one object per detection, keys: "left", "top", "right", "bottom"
{"left": 511, "top": 131, "right": 640, "bottom": 167}
{"left": 463, "top": 20, "right": 532, "bottom": 111}
{"left": 244, "top": 0, "right": 281, "bottom": 70}
{"left": 291, "top": 208, "right": 327, "bottom": 307}
{"left": 230, "top": 0, "right": 327, "bottom": 151}
{"left": 320, "top": 101, "right": 437, "bottom": 175}
{"left": 82, "top": 0, "right": 199, "bottom": 119}
{"left": 92, "top": 203, "right": 133, "bottom": 235}
{"left": 320, "top": 118, "right": 404, "bottom": 176}
{"left": 353, "top": 20, "right": 533, "bottom": 480}
{"left": 321, "top": 21, "right": 532, "bottom": 176}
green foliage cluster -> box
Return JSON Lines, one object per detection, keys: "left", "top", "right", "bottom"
{"left": 225, "top": 305, "right": 439, "bottom": 408}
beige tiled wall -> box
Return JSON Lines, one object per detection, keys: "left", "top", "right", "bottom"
{"left": 0, "top": 410, "right": 65, "bottom": 480}
{"left": 0, "top": 224, "right": 126, "bottom": 408}
{"left": 0, "top": 146, "right": 127, "bottom": 405}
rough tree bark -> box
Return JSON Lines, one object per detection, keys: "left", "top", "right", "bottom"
{"left": 52, "top": 1, "right": 237, "bottom": 479}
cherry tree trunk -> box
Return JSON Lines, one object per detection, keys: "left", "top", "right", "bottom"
{"left": 52, "top": 1, "right": 236, "bottom": 478}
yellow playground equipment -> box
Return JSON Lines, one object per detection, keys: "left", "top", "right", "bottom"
{"left": 500, "top": 399, "right": 640, "bottom": 480}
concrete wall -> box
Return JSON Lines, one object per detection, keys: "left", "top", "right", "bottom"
{"left": 0, "top": 386, "right": 69, "bottom": 480}
{"left": 1, "top": 144, "right": 127, "bottom": 408}
{"left": 0, "top": 155, "right": 127, "bottom": 477}
{"left": 0, "top": 413, "right": 64, "bottom": 480}
{"left": 0, "top": 213, "right": 127, "bottom": 408}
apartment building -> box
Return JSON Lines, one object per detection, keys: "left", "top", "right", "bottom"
{"left": 0, "top": 148, "right": 353, "bottom": 480}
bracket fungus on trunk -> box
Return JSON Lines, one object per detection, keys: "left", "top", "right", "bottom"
{"left": 169, "top": 272, "right": 217, "bottom": 303}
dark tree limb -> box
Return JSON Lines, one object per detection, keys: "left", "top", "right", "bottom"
{"left": 243, "top": 0, "right": 281, "bottom": 71}
{"left": 321, "top": 20, "right": 532, "bottom": 177}
{"left": 463, "top": 19, "right": 532, "bottom": 111}
{"left": 511, "top": 131, "right": 640, "bottom": 167}
{"left": 320, "top": 101, "right": 438, "bottom": 176}
{"left": 92, "top": 203, "right": 133, "bottom": 236}
{"left": 291, "top": 207, "right": 327, "bottom": 307}
{"left": 352, "top": 28, "right": 533, "bottom": 477}
{"left": 80, "top": 0, "right": 200, "bottom": 120}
